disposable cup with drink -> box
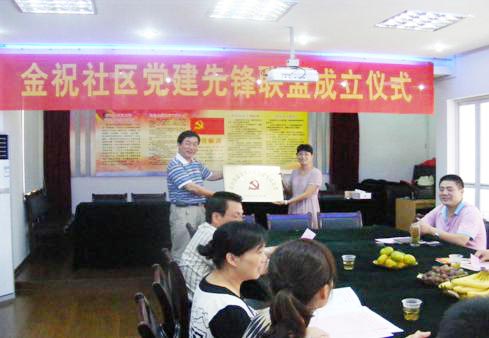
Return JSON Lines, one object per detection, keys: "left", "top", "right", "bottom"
{"left": 401, "top": 298, "right": 422, "bottom": 321}
{"left": 449, "top": 254, "right": 463, "bottom": 269}
{"left": 342, "top": 254, "right": 356, "bottom": 271}
{"left": 410, "top": 222, "right": 421, "bottom": 247}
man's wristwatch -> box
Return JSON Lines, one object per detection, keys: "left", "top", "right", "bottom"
{"left": 433, "top": 231, "right": 440, "bottom": 239}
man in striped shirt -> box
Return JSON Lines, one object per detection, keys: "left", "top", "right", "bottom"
{"left": 180, "top": 191, "right": 244, "bottom": 300}
{"left": 167, "top": 130, "right": 222, "bottom": 260}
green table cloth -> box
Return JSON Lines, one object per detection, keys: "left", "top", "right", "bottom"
{"left": 265, "top": 225, "right": 474, "bottom": 337}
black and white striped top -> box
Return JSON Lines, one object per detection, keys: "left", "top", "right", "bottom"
{"left": 190, "top": 278, "right": 256, "bottom": 338}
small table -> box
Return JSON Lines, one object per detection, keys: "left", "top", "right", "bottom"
{"left": 396, "top": 198, "right": 435, "bottom": 231}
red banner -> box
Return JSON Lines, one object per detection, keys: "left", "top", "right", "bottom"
{"left": 0, "top": 52, "right": 433, "bottom": 113}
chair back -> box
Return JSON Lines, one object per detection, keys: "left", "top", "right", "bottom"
{"left": 91, "top": 193, "right": 128, "bottom": 202}
{"left": 185, "top": 223, "right": 196, "bottom": 238}
{"left": 135, "top": 292, "right": 168, "bottom": 338}
{"left": 266, "top": 213, "right": 311, "bottom": 231}
{"left": 318, "top": 211, "right": 363, "bottom": 230}
{"left": 152, "top": 264, "right": 175, "bottom": 337}
{"left": 132, "top": 193, "right": 167, "bottom": 203}
{"left": 167, "top": 261, "right": 191, "bottom": 338}
{"left": 24, "top": 188, "right": 49, "bottom": 223}
{"left": 161, "top": 248, "right": 173, "bottom": 271}
{"left": 243, "top": 214, "right": 256, "bottom": 224}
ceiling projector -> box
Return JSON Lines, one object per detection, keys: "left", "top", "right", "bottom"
{"left": 267, "top": 64, "right": 319, "bottom": 83}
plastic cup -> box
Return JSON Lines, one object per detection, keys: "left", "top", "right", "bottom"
{"left": 410, "top": 223, "right": 421, "bottom": 247}
{"left": 342, "top": 254, "right": 356, "bottom": 271}
{"left": 449, "top": 254, "right": 463, "bottom": 269}
{"left": 402, "top": 298, "right": 422, "bottom": 321}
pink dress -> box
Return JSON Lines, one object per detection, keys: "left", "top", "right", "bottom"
{"left": 288, "top": 167, "right": 323, "bottom": 229}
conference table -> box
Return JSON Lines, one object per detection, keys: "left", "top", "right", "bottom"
{"left": 261, "top": 225, "right": 473, "bottom": 337}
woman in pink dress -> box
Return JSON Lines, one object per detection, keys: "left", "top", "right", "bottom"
{"left": 276, "top": 144, "right": 323, "bottom": 229}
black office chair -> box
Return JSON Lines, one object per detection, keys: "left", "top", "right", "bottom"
{"left": 185, "top": 223, "right": 196, "bottom": 238}
{"left": 152, "top": 255, "right": 191, "bottom": 338}
{"left": 317, "top": 211, "right": 363, "bottom": 230}
{"left": 152, "top": 264, "right": 176, "bottom": 337}
{"left": 24, "top": 188, "right": 71, "bottom": 254}
{"left": 266, "top": 213, "right": 311, "bottom": 231}
{"left": 243, "top": 214, "right": 256, "bottom": 224}
{"left": 135, "top": 292, "right": 168, "bottom": 338}
{"left": 132, "top": 193, "right": 167, "bottom": 203}
{"left": 91, "top": 193, "right": 128, "bottom": 202}
{"left": 167, "top": 260, "right": 191, "bottom": 338}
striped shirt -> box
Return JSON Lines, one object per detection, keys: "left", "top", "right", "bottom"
{"left": 167, "top": 153, "right": 212, "bottom": 205}
{"left": 180, "top": 222, "right": 216, "bottom": 300}
{"left": 242, "top": 308, "right": 271, "bottom": 338}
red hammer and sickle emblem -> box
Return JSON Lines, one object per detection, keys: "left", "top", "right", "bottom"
{"left": 249, "top": 180, "right": 260, "bottom": 190}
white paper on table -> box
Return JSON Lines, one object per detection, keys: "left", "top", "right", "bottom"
{"left": 471, "top": 254, "right": 481, "bottom": 270}
{"left": 375, "top": 236, "right": 411, "bottom": 244}
{"left": 301, "top": 228, "right": 316, "bottom": 240}
{"left": 310, "top": 306, "right": 403, "bottom": 338}
{"left": 374, "top": 236, "right": 432, "bottom": 245}
{"left": 461, "top": 255, "right": 489, "bottom": 271}
{"left": 314, "top": 287, "right": 362, "bottom": 315}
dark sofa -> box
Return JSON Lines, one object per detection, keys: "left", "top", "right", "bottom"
{"left": 72, "top": 201, "right": 171, "bottom": 268}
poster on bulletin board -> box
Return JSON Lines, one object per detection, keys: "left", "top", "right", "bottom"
{"left": 94, "top": 110, "right": 308, "bottom": 176}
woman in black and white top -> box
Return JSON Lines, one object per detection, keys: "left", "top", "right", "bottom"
{"left": 243, "top": 239, "right": 337, "bottom": 338}
{"left": 190, "top": 221, "right": 267, "bottom": 338}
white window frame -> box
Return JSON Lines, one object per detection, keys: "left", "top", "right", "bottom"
{"left": 455, "top": 96, "right": 489, "bottom": 218}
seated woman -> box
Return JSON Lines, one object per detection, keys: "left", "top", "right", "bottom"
{"left": 243, "top": 239, "right": 337, "bottom": 338}
{"left": 190, "top": 221, "right": 267, "bottom": 338}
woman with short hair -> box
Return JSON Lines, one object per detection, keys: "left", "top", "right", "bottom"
{"left": 277, "top": 144, "right": 323, "bottom": 229}
{"left": 190, "top": 221, "right": 267, "bottom": 338}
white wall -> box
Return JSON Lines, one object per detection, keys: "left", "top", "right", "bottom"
{"left": 23, "top": 111, "right": 44, "bottom": 193}
{"left": 359, "top": 113, "right": 434, "bottom": 182}
{"left": 434, "top": 46, "right": 489, "bottom": 181}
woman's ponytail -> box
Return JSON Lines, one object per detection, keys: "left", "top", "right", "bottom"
{"left": 262, "top": 288, "right": 310, "bottom": 338}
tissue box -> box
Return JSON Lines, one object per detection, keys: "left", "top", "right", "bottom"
{"left": 345, "top": 189, "right": 372, "bottom": 199}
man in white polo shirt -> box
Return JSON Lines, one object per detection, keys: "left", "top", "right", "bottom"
{"left": 167, "top": 130, "right": 222, "bottom": 260}
{"left": 180, "top": 191, "right": 244, "bottom": 300}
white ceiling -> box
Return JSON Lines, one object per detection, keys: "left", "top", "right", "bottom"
{"left": 1, "top": 0, "right": 489, "bottom": 58}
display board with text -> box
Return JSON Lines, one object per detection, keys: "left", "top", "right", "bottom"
{"left": 94, "top": 110, "right": 308, "bottom": 176}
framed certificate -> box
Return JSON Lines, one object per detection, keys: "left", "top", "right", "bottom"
{"left": 223, "top": 165, "right": 284, "bottom": 202}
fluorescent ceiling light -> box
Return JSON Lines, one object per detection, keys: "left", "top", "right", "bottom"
{"left": 296, "top": 34, "right": 315, "bottom": 46}
{"left": 14, "top": 0, "right": 95, "bottom": 14}
{"left": 209, "top": 0, "right": 297, "bottom": 21}
{"left": 376, "top": 10, "right": 470, "bottom": 32}
{"left": 432, "top": 42, "right": 449, "bottom": 53}
{"left": 138, "top": 28, "right": 160, "bottom": 40}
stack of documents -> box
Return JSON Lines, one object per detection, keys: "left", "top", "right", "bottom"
{"left": 375, "top": 237, "right": 440, "bottom": 246}
{"left": 309, "top": 287, "right": 403, "bottom": 338}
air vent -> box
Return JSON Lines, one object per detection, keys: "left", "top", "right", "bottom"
{"left": 0, "top": 135, "right": 8, "bottom": 160}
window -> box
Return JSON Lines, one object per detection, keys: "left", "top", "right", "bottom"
{"left": 456, "top": 99, "right": 489, "bottom": 220}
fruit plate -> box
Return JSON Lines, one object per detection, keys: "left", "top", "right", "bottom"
{"left": 416, "top": 265, "right": 469, "bottom": 286}
{"left": 372, "top": 260, "right": 418, "bottom": 270}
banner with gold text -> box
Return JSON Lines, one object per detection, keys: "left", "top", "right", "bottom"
{"left": 0, "top": 53, "right": 433, "bottom": 114}
{"left": 94, "top": 110, "right": 308, "bottom": 176}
